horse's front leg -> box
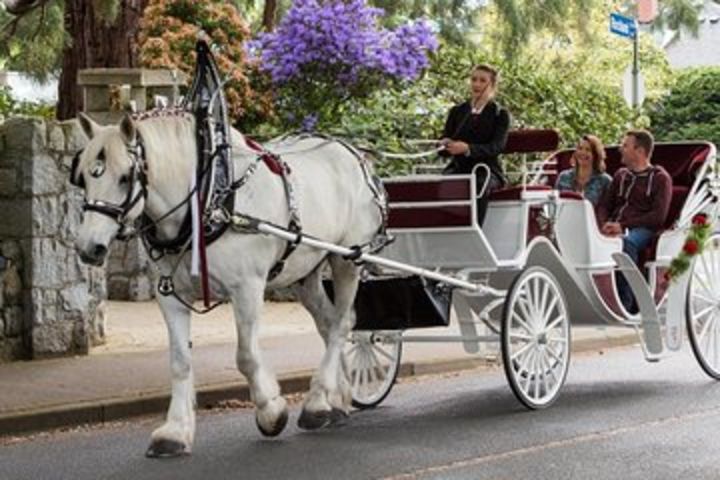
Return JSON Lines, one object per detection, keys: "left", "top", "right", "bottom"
{"left": 146, "top": 294, "right": 195, "bottom": 458}
{"left": 232, "top": 276, "right": 288, "bottom": 437}
{"left": 299, "top": 256, "right": 359, "bottom": 430}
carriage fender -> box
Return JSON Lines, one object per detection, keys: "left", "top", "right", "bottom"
{"left": 521, "top": 237, "right": 610, "bottom": 325}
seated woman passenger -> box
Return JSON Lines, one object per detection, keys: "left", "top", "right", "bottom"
{"left": 555, "top": 135, "right": 611, "bottom": 206}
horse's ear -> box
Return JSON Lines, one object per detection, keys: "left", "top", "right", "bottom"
{"left": 78, "top": 112, "right": 100, "bottom": 140}
{"left": 119, "top": 113, "right": 138, "bottom": 144}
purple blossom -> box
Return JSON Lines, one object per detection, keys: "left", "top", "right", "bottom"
{"left": 252, "top": 0, "right": 438, "bottom": 86}
{"left": 300, "top": 113, "right": 319, "bottom": 132}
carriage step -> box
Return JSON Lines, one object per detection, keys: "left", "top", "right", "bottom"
{"left": 612, "top": 253, "right": 663, "bottom": 355}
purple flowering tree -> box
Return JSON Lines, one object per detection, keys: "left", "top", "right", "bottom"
{"left": 249, "top": 0, "right": 437, "bottom": 130}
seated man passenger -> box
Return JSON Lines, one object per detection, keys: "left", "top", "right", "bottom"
{"left": 597, "top": 129, "right": 672, "bottom": 312}
{"left": 555, "top": 134, "right": 612, "bottom": 206}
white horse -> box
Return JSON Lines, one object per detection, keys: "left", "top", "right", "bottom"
{"left": 73, "top": 111, "right": 384, "bottom": 457}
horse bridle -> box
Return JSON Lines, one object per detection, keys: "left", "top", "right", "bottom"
{"left": 70, "top": 138, "right": 149, "bottom": 239}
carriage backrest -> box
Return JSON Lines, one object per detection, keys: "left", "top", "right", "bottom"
{"left": 548, "top": 142, "right": 711, "bottom": 188}
{"left": 546, "top": 142, "right": 713, "bottom": 230}
{"left": 504, "top": 129, "right": 560, "bottom": 154}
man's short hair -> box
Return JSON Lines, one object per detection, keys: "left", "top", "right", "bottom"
{"left": 626, "top": 129, "right": 654, "bottom": 157}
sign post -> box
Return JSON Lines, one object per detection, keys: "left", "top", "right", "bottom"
{"left": 610, "top": 13, "right": 641, "bottom": 110}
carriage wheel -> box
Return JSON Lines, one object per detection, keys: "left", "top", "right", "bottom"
{"left": 344, "top": 331, "right": 402, "bottom": 409}
{"left": 501, "top": 266, "right": 571, "bottom": 409}
{"left": 686, "top": 233, "right": 720, "bottom": 380}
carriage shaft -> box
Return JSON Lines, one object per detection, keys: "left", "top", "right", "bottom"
{"left": 257, "top": 223, "right": 484, "bottom": 293}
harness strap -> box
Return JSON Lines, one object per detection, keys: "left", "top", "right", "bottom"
{"left": 267, "top": 219, "right": 302, "bottom": 281}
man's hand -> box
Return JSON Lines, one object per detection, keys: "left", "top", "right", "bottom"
{"left": 446, "top": 141, "right": 470, "bottom": 156}
{"left": 601, "top": 222, "right": 623, "bottom": 236}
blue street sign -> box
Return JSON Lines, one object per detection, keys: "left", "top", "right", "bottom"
{"left": 610, "top": 13, "right": 637, "bottom": 38}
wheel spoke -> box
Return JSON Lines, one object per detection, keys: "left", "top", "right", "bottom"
{"left": 692, "top": 292, "right": 716, "bottom": 306}
{"left": 530, "top": 277, "right": 541, "bottom": 321}
{"left": 543, "top": 349, "right": 559, "bottom": 385}
{"left": 510, "top": 332, "right": 533, "bottom": 341}
{"left": 538, "top": 281, "right": 550, "bottom": 322}
{"left": 516, "top": 293, "right": 536, "bottom": 331}
{"left": 694, "top": 270, "right": 715, "bottom": 302}
{"left": 546, "top": 344, "right": 564, "bottom": 364}
{"left": 697, "top": 310, "right": 715, "bottom": 344}
{"left": 539, "top": 351, "right": 551, "bottom": 396}
{"left": 544, "top": 314, "right": 565, "bottom": 334}
{"left": 694, "top": 305, "right": 715, "bottom": 322}
{"left": 533, "top": 353, "right": 541, "bottom": 400}
{"left": 541, "top": 295, "right": 559, "bottom": 327}
{"left": 511, "top": 311, "right": 534, "bottom": 335}
{"left": 346, "top": 344, "right": 359, "bottom": 357}
{"left": 511, "top": 341, "right": 534, "bottom": 361}
{"left": 547, "top": 335, "right": 568, "bottom": 345}
{"left": 374, "top": 343, "right": 397, "bottom": 362}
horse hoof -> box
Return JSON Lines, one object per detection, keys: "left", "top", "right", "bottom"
{"left": 145, "top": 439, "right": 189, "bottom": 458}
{"left": 297, "top": 408, "right": 348, "bottom": 431}
{"left": 256, "top": 409, "right": 288, "bottom": 437}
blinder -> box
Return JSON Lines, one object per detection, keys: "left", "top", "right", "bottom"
{"left": 70, "top": 150, "right": 85, "bottom": 188}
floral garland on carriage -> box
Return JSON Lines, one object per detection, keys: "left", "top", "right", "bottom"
{"left": 665, "top": 213, "right": 713, "bottom": 283}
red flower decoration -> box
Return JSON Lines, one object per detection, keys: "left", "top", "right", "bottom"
{"left": 684, "top": 239, "right": 699, "bottom": 255}
{"left": 692, "top": 213, "right": 708, "bottom": 226}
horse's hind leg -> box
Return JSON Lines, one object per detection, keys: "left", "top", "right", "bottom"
{"left": 146, "top": 295, "right": 195, "bottom": 458}
{"left": 298, "top": 255, "right": 359, "bottom": 430}
{"left": 231, "top": 276, "right": 288, "bottom": 437}
{"left": 294, "top": 263, "right": 353, "bottom": 408}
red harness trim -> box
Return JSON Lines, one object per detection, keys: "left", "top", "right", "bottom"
{"left": 245, "top": 137, "right": 286, "bottom": 176}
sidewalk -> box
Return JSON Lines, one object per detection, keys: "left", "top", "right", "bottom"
{"left": 0, "top": 301, "right": 639, "bottom": 436}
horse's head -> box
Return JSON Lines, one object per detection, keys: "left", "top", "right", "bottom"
{"left": 72, "top": 113, "right": 147, "bottom": 266}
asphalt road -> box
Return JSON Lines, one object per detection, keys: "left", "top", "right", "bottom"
{"left": 2, "top": 345, "right": 720, "bottom": 480}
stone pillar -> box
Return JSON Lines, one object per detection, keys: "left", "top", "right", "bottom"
{"left": 77, "top": 68, "right": 186, "bottom": 124}
{"left": 0, "top": 118, "right": 106, "bottom": 361}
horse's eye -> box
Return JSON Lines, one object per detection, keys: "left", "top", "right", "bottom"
{"left": 119, "top": 174, "right": 129, "bottom": 185}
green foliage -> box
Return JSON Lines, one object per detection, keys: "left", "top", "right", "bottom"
{"left": 0, "top": 1, "right": 66, "bottom": 81}
{"left": 370, "top": 0, "right": 483, "bottom": 45}
{"left": 649, "top": 67, "right": 720, "bottom": 148}
{"left": 0, "top": 86, "right": 55, "bottom": 120}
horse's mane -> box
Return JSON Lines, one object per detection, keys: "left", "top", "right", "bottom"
{"left": 133, "top": 110, "right": 197, "bottom": 183}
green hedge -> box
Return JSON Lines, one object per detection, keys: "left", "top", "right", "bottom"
{"left": 649, "top": 67, "right": 720, "bottom": 148}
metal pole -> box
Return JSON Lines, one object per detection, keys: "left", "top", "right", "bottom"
{"left": 632, "top": 25, "right": 639, "bottom": 110}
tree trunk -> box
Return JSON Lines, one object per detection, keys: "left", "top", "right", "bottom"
{"left": 262, "top": 0, "right": 277, "bottom": 32}
{"left": 57, "top": 0, "right": 148, "bottom": 120}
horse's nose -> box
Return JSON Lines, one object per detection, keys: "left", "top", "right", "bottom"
{"left": 77, "top": 243, "right": 108, "bottom": 266}
{"left": 92, "top": 244, "right": 108, "bottom": 260}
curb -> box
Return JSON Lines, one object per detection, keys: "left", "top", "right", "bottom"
{"left": 0, "top": 333, "right": 639, "bottom": 437}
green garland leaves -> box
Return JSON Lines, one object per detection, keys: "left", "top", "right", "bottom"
{"left": 665, "top": 213, "right": 712, "bottom": 283}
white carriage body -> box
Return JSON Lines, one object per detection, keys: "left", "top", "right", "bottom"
{"left": 379, "top": 139, "right": 718, "bottom": 339}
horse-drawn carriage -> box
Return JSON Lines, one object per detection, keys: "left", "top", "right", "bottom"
{"left": 69, "top": 40, "right": 720, "bottom": 457}
{"left": 344, "top": 130, "right": 720, "bottom": 410}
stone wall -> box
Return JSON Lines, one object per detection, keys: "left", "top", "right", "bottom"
{"left": 0, "top": 117, "right": 106, "bottom": 361}
{"left": 107, "top": 238, "right": 155, "bottom": 301}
